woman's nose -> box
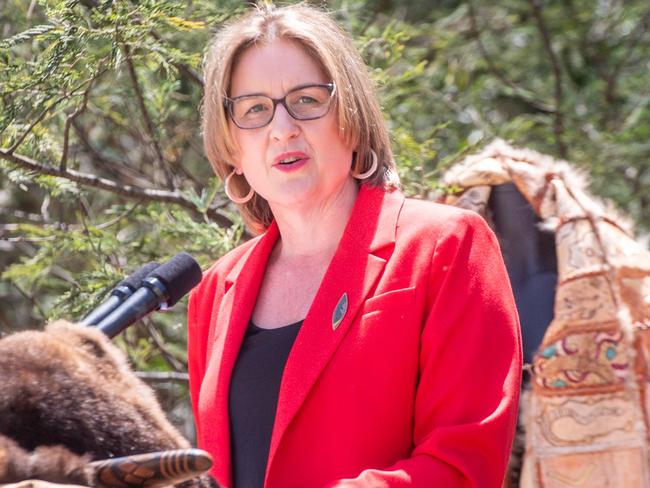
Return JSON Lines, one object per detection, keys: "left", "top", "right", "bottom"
{"left": 269, "top": 103, "right": 299, "bottom": 141}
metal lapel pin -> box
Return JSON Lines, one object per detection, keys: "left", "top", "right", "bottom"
{"left": 332, "top": 292, "right": 348, "bottom": 330}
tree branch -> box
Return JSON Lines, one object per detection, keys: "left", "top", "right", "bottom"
{"left": 72, "top": 119, "right": 158, "bottom": 188}
{"left": 529, "top": 0, "right": 567, "bottom": 158}
{"left": 60, "top": 79, "right": 93, "bottom": 171}
{"left": 467, "top": 0, "right": 555, "bottom": 114}
{"left": 148, "top": 30, "right": 204, "bottom": 87}
{"left": 1, "top": 230, "right": 57, "bottom": 242}
{"left": 75, "top": 109, "right": 206, "bottom": 200}
{"left": 7, "top": 97, "right": 64, "bottom": 154}
{"left": 0, "top": 149, "right": 233, "bottom": 228}
{"left": 605, "top": 9, "right": 650, "bottom": 109}
{"left": 0, "top": 207, "right": 51, "bottom": 224}
{"left": 12, "top": 241, "right": 78, "bottom": 285}
{"left": 135, "top": 371, "right": 189, "bottom": 383}
{"left": 0, "top": 204, "right": 138, "bottom": 235}
{"left": 123, "top": 44, "right": 177, "bottom": 189}
{"left": 144, "top": 318, "right": 187, "bottom": 372}
{"left": 6, "top": 69, "right": 106, "bottom": 155}
{"left": 9, "top": 282, "right": 47, "bottom": 322}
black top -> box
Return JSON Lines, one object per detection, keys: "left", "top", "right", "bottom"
{"left": 229, "top": 320, "right": 303, "bottom": 488}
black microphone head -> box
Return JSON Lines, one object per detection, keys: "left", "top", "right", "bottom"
{"left": 116, "top": 261, "right": 160, "bottom": 291}
{"left": 149, "top": 253, "right": 202, "bottom": 307}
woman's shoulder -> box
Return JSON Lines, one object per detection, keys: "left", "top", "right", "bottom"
{"left": 397, "top": 193, "right": 491, "bottom": 239}
{"left": 391, "top": 194, "right": 501, "bottom": 275}
{"left": 191, "top": 233, "right": 264, "bottom": 298}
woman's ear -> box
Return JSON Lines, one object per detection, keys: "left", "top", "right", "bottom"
{"left": 228, "top": 163, "right": 243, "bottom": 176}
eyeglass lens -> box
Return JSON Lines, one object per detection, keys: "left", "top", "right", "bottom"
{"left": 231, "top": 85, "right": 333, "bottom": 129}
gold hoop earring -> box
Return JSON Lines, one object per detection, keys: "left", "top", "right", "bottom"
{"left": 351, "top": 149, "right": 378, "bottom": 180}
{"left": 224, "top": 169, "right": 254, "bottom": 204}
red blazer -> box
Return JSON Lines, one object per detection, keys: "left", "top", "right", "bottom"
{"left": 188, "top": 185, "right": 522, "bottom": 488}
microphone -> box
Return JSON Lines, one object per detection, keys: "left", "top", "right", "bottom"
{"left": 81, "top": 261, "right": 160, "bottom": 326}
{"left": 96, "top": 253, "right": 203, "bottom": 338}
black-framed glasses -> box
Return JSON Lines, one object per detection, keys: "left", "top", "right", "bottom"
{"left": 225, "top": 83, "right": 336, "bottom": 130}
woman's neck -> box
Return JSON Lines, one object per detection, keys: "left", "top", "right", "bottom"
{"left": 270, "top": 179, "right": 359, "bottom": 260}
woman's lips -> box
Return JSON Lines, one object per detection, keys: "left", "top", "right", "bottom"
{"left": 273, "top": 152, "right": 309, "bottom": 172}
{"left": 274, "top": 158, "right": 308, "bottom": 172}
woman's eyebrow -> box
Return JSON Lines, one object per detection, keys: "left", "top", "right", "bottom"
{"left": 229, "top": 90, "right": 268, "bottom": 99}
{"left": 230, "top": 82, "right": 325, "bottom": 99}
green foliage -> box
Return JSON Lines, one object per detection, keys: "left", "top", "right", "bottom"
{"left": 1, "top": 0, "right": 649, "bottom": 438}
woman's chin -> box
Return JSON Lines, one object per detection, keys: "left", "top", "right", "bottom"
{"left": 268, "top": 190, "right": 320, "bottom": 212}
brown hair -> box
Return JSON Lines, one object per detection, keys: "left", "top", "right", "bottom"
{"left": 202, "top": 2, "right": 399, "bottom": 234}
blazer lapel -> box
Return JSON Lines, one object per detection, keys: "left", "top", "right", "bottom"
{"left": 266, "top": 185, "right": 405, "bottom": 478}
{"left": 200, "top": 222, "right": 279, "bottom": 488}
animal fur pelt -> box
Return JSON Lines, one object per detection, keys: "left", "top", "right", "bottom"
{"left": 2, "top": 481, "right": 87, "bottom": 488}
{"left": 0, "top": 320, "right": 215, "bottom": 487}
{"left": 0, "top": 434, "right": 89, "bottom": 486}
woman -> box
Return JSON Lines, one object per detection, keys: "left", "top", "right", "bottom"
{"left": 188, "top": 4, "right": 522, "bottom": 488}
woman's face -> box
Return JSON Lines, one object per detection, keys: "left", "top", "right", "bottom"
{"left": 228, "top": 38, "right": 355, "bottom": 213}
